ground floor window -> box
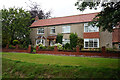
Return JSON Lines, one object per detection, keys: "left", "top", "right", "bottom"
{"left": 36, "top": 39, "right": 45, "bottom": 46}
{"left": 84, "top": 38, "right": 99, "bottom": 48}
{"left": 62, "top": 39, "right": 70, "bottom": 44}
{"left": 119, "top": 43, "right": 120, "bottom": 49}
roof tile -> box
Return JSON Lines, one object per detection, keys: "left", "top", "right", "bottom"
{"left": 30, "top": 12, "right": 98, "bottom": 27}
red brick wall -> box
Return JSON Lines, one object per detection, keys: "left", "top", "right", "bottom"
{"left": 36, "top": 50, "right": 119, "bottom": 58}
{"left": 2, "top": 45, "right": 31, "bottom": 53}
{"left": 83, "top": 32, "right": 99, "bottom": 38}
{"left": 36, "top": 46, "right": 120, "bottom": 58}
{"left": 2, "top": 48, "right": 29, "bottom": 53}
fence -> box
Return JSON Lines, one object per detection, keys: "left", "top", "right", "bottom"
{"left": 2, "top": 44, "right": 120, "bottom": 58}
{"left": 36, "top": 46, "right": 120, "bottom": 58}
{"left": 2, "top": 44, "right": 31, "bottom": 53}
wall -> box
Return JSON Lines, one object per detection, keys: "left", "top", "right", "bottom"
{"left": 30, "top": 23, "right": 84, "bottom": 46}
{"left": 30, "top": 23, "right": 113, "bottom": 48}
{"left": 99, "top": 30, "right": 113, "bottom": 48}
{"left": 36, "top": 46, "right": 120, "bottom": 58}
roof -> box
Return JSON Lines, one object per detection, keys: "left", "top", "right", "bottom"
{"left": 30, "top": 12, "right": 98, "bottom": 28}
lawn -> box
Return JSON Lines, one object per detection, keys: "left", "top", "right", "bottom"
{"left": 2, "top": 52, "right": 120, "bottom": 79}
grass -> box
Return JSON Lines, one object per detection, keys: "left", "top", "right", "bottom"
{"left": 2, "top": 52, "right": 120, "bottom": 79}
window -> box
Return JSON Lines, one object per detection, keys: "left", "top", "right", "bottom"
{"left": 62, "top": 26, "right": 70, "bottom": 33}
{"left": 36, "top": 38, "right": 45, "bottom": 46}
{"left": 62, "top": 39, "right": 70, "bottom": 44}
{"left": 50, "top": 27, "right": 55, "bottom": 34}
{"left": 84, "top": 39, "right": 99, "bottom": 48}
{"left": 84, "top": 23, "right": 99, "bottom": 32}
{"left": 50, "top": 40, "right": 54, "bottom": 46}
{"left": 119, "top": 43, "right": 120, "bottom": 49}
{"left": 37, "top": 28, "right": 44, "bottom": 34}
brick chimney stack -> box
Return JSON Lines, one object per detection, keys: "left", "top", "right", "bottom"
{"left": 35, "top": 16, "right": 39, "bottom": 21}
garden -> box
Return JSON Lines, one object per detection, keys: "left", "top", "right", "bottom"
{"left": 2, "top": 52, "right": 120, "bottom": 79}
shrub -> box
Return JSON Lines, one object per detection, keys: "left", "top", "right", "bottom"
{"left": 56, "top": 33, "right": 63, "bottom": 44}
{"left": 77, "top": 38, "right": 84, "bottom": 50}
{"left": 69, "top": 33, "right": 78, "bottom": 49}
{"left": 54, "top": 43, "right": 63, "bottom": 50}
{"left": 37, "top": 43, "right": 46, "bottom": 49}
{"left": 64, "top": 43, "right": 70, "bottom": 50}
{"left": 13, "top": 40, "right": 20, "bottom": 45}
{"left": 106, "top": 48, "right": 115, "bottom": 51}
{"left": 9, "top": 45, "right": 16, "bottom": 49}
{"left": 47, "top": 46, "right": 54, "bottom": 50}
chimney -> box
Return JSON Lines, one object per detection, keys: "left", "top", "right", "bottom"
{"left": 35, "top": 16, "right": 39, "bottom": 21}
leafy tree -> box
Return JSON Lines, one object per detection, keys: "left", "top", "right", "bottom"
{"left": 69, "top": 33, "right": 78, "bottom": 49}
{"left": 56, "top": 33, "right": 63, "bottom": 44}
{"left": 75, "top": 0, "right": 120, "bottom": 32}
{"left": 1, "top": 8, "right": 32, "bottom": 47}
{"left": 26, "top": 0, "right": 51, "bottom": 23}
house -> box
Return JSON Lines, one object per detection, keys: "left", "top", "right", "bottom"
{"left": 30, "top": 12, "right": 120, "bottom": 49}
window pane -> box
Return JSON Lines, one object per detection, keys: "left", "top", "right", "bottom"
{"left": 85, "top": 26, "right": 88, "bottom": 32}
{"left": 85, "top": 42, "right": 88, "bottom": 47}
{"left": 51, "top": 27, "right": 55, "bottom": 33}
{"left": 94, "top": 42, "right": 98, "bottom": 47}
{"left": 89, "top": 39, "right": 93, "bottom": 47}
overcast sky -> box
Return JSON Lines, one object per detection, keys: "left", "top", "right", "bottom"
{"left": 0, "top": 0, "right": 102, "bottom": 17}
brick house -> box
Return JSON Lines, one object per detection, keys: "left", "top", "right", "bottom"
{"left": 30, "top": 12, "right": 120, "bottom": 49}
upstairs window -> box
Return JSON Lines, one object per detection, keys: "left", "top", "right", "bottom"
{"left": 37, "top": 28, "right": 44, "bottom": 34}
{"left": 84, "top": 23, "right": 99, "bottom": 32}
{"left": 62, "top": 26, "right": 70, "bottom": 33}
{"left": 50, "top": 27, "right": 55, "bottom": 34}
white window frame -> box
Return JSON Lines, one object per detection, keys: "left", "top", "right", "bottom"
{"left": 36, "top": 39, "right": 45, "bottom": 46}
{"left": 50, "top": 27, "right": 55, "bottom": 34}
{"left": 37, "top": 28, "right": 44, "bottom": 34}
{"left": 62, "top": 39, "right": 70, "bottom": 44}
{"left": 62, "top": 26, "right": 71, "bottom": 33}
{"left": 84, "top": 38, "right": 99, "bottom": 48}
{"left": 84, "top": 23, "right": 99, "bottom": 32}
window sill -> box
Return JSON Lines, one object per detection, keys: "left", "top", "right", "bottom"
{"left": 50, "top": 33, "right": 56, "bottom": 34}
{"left": 62, "top": 32, "right": 70, "bottom": 34}
{"left": 84, "top": 31, "right": 99, "bottom": 33}
{"left": 37, "top": 33, "right": 44, "bottom": 34}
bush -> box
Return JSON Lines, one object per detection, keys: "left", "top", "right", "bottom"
{"left": 9, "top": 45, "right": 16, "bottom": 49}
{"left": 106, "top": 48, "right": 115, "bottom": 51}
{"left": 47, "top": 46, "right": 54, "bottom": 50}
{"left": 13, "top": 40, "right": 20, "bottom": 45}
{"left": 64, "top": 43, "right": 71, "bottom": 50}
{"left": 77, "top": 38, "right": 84, "bottom": 50}
{"left": 56, "top": 33, "right": 63, "bottom": 44}
{"left": 69, "top": 33, "right": 78, "bottom": 49}
{"left": 37, "top": 43, "right": 46, "bottom": 49}
{"left": 54, "top": 43, "right": 63, "bottom": 50}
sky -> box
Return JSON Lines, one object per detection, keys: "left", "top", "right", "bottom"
{"left": 0, "top": 0, "right": 102, "bottom": 17}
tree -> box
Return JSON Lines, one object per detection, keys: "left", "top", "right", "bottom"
{"left": 75, "top": 0, "right": 120, "bottom": 32}
{"left": 1, "top": 8, "right": 32, "bottom": 47}
{"left": 56, "top": 33, "right": 63, "bottom": 44}
{"left": 26, "top": 0, "right": 51, "bottom": 23}
{"left": 69, "top": 33, "right": 78, "bottom": 49}
{"left": 77, "top": 38, "right": 84, "bottom": 50}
